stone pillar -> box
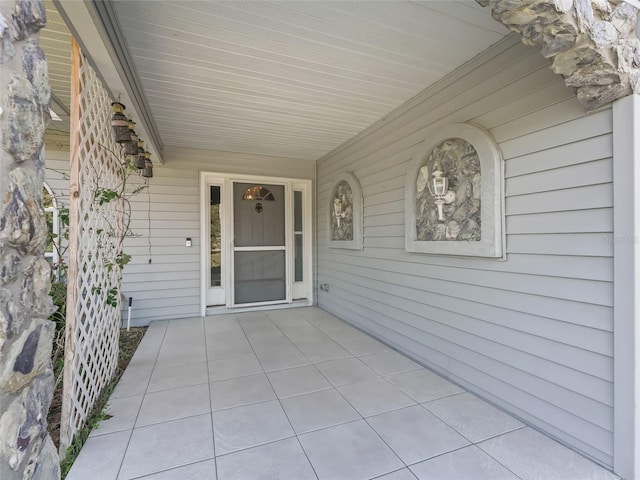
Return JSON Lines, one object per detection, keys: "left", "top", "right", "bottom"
{"left": 478, "top": 0, "right": 640, "bottom": 110}
{"left": 0, "top": 1, "right": 60, "bottom": 479}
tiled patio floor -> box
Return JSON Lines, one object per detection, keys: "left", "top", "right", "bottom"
{"left": 67, "top": 307, "right": 618, "bottom": 480}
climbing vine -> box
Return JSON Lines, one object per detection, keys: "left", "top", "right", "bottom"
{"left": 47, "top": 146, "right": 147, "bottom": 385}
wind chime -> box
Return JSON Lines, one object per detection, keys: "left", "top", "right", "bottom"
{"left": 110, "top": 101, "right": 130, "bottom": 143}
{"left": 111, "top": 100, "right": 153, "bottom": 178}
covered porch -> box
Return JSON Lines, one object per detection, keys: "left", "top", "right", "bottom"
{"left": 4, "top": 0, "right": 635, "bottom": 478}
{"left": 66, "top": 308, "right": 617, "bottom": 480}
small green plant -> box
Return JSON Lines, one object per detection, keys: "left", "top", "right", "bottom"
{"left": 59, "top": 328, "right": 145, "bottom": 479}
{"left": 60, "top": 403, "right": 110, "bottom": 477}
{"left": 105, "top": 252, "right": 132, "bottom": 273}
{"left": 95, "top": 187, "right": 120, "bottom": 205}
{"left": 106, "top": 288, "right": 119, "bottom": 308}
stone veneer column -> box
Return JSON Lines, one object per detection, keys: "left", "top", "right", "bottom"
{"left": 0, "top": 0, "right": 60, "bottom": 479}
{"left": 478, "top": 0, "right": 640, "bottom": 110}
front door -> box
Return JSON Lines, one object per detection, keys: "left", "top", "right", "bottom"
{"left": 232, "top": 182, "right": 288, "bottom": 306}
{"left": 200, "top": 173, "right": 312, "bottom": 314}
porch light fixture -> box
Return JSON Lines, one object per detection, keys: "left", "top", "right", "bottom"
{"left": 124, "top": 119, "right": 139, "bottom": 155}
{"left": 427, "top": 162, "right": 455, "bottom": 221}
{"left": 111, "top": 101, "right": 131, "bottom": 143}
{"left": 333, "top": 198, "right": 347, "bottom": 228}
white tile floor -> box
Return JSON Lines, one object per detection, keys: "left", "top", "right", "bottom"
{"left": 67, "top": 307, "right": 619, "bottom": 480}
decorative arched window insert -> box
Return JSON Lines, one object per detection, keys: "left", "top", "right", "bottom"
{"left": 43, "top": 182, "right": 60, "bottom": 271}
{"left": 405, "top": 123, "right": 504, "bottom": 258}
{"left": 243, "top": 186, "right": 275, "bottom": 201}
{"left": 243, "top": 185, "right": 275, "bottom": 214}
{"left": 328, "top": 172, "right": 363, "bottom": 250}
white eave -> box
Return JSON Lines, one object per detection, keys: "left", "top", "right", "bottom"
{"left": 53, "top": 0, "right": 164, "bottom": 163}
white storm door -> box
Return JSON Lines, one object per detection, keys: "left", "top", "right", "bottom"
{"left": 231, "top": 182, "right": 289, "bottom": 307}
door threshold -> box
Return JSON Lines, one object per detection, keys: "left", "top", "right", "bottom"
{"left": 205, "top": 299, "right": 312, "bottom": 316}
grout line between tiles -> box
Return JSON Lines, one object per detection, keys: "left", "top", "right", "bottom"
{"left": 415, "top": 391, "right": 530, "bottom": 456}
{"left": 127, "top": 457, "right": 216, "bottom": 480}
{"left": 370, "top": 467, "right": 419, "bottom": 480}
{"left": 359, "top": 405, "right": 420, "bottom": 470}
{"left": 237, "top": 312, "right": 321, "bottom": 480}
{"left": 114, "top": 319, "right": 168, "bottom": 480}
{"left": 268, "top": 312, "right": 414, "bottom": 477}
{"left": 310, "top": 322, "right": 523, "bottom": 474}
{"left": 212, "top": 431, "right": 297, "bottom": 460}
{"left": 201, "top": 315, "right": 218, "bottom": 480}
{"left": 402, "top": 443, "right": 516, "bottom": 480}
{"left": 473, "top": 430, "right": 529, "bottom": 480}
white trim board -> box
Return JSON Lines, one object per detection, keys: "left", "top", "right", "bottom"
{"left": 613, "top": 94, "right": 640, "bottom": 480}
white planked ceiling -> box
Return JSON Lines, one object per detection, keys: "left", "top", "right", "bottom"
{"left": 41, "top": 0, "right": 73, "bottom": 138}
{"left": 43, "top": 1, "right": 510, "bottom": 161}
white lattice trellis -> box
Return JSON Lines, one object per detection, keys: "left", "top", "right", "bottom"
{"left": 60, "top": 41, "right": 126, "bottom": 454}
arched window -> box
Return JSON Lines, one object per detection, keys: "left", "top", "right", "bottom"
{"left": 242, "top": 186, "right": 275, "bottom": 201}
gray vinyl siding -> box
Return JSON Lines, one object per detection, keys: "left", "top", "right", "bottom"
{"left": 122, "top": 148, "right": 314, "bottom": 324}
{"left": 45, "top": 147, "right": 314, "bottom": 325}
{"left": 316, "top": 37, "right": 614, "bottom": 468}
{"left": 122, "top": 165, "right": 201, "bottom": 324}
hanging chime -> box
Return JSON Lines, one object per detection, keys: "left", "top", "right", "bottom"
{"left": 124, "top": 119, "right": 139, "bottom": 155}
{"left": 141, "top": 152, "right": 153, "bottom": 178}
{"left": 135, "top": 138, "right": 146, "bottom": 169}
{"left": 135, "top": 148, "right": 147, "bottom": 169}
{"left": 111, "top": 101, "right": 131, "bottom": 143}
